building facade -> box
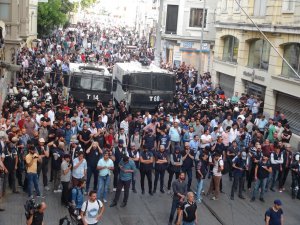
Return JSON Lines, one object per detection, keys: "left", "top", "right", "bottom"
{"left": 161, "top": 0, "right": 218, "bottom": 73}
{"left": 213, "top": 0, "right": 300, "bottom": 144}
{"left": 0, "top": 0, "right": 38, "bottom": 108}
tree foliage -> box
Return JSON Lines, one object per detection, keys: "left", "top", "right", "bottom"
{"left": 37, "top": 0, "right": 97, "bottom": 37}
{"left": 80, "top": 0, "right": 97, "bottom": 9}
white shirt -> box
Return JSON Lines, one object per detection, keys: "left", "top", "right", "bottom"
{"left": 213, "top": 159, "right": 224, "bottom": 176}
{"left": 101, "top": 115, "right": 108, "bottom": 126}
{"left": 81, "top": 200, "right": 103, "bottom": 224}
{"left": 120, "top": 120, "right": 129, "bottom": 135}
{"left": 229, "top": 128, "right": 238, "bottom": 143}
{"left": 200, "top": 134, "right": 212, "bottom": 149}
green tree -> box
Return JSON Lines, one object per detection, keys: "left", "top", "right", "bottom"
{"left": 80, "top": 0, "right": 97, "bottom": 9}
{"left": 38, "top": 0, "right": 67, "bottom": 36}
{"left": 37, "top": 0, "right": 98, "bottom": 37}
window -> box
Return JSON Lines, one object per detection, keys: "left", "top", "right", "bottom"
{"left": 282, "top": 0, "right": 295, "bottom": 13}
{"left": 130, "top": 74, "right": 152, "bottom": 90}
{"left": 152, "top": 74, "right": 174, "bottom": 91}
{"left": 221, "top": 0, "right": 228, "bottom": 12}
{"left": 222, "top": 36, "right": 239, "bottom": 62}
{"left": 189, "top": 8, "right": 207, "bottom": 28}
{"left": 248, "top": 39, "right": 271, "bottom": 70}
{"left": 0, "top": 0, "right": 11, "bottom": 21}
{"left": 91, "top": 77, "right": 112, "bottom": 92}
{"left": 71, "top": 76, "right": 91, "bottom": 90}
{"left": 233, "top": 0, "right": 241, "bottom": 12}
{"left": 282, "top": 43, "right": 300, "bottom": 78}
{"left": 165, "top": 5, "right": 178, "bottom": 34}
{"left": 253, "top": 0, "right": 267, "bottom": 17}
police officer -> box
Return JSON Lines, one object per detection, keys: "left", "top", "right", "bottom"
{"left": 112, "top": 139, "right": 128, "bottom": 191}
{"left": 167, "top": 146, "right": 183, "bottom": 193}
{"left": 153, "top": 145, "right": 168, "bottom": 194}
{"left": 230, "top": 151, "right": 247, "bottom": 200}
{"left": 128, "top": 143, "right": 139, "bottom": 193}
{"left": 139, "top": 145, "right": 154, "bottom": 195}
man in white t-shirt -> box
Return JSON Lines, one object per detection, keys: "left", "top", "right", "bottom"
{"left": 81, "top": 191, "right": 104, "bottom": 225}
{"left": 207, "top": 153, "right": 223, "bottom": 201}
{"left": 97, "top": 151, "right": 114, "bottom": 202}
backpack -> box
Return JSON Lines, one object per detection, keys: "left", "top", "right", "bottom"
{"left": 83, "top": 200, "right": 101, "bottom": 216}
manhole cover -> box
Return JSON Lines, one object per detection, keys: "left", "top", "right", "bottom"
{"left": 120, "top": 216, "right": 144, "bottom": 225}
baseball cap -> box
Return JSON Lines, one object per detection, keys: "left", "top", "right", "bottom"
{"left": 274, "top": 199, "right": 282, "bottom": 206}
{"left": 118, "top": 139, "right": 124, "bottom": 144}
{"left": 39, "top": 138, "right": 45, "bottom": 143}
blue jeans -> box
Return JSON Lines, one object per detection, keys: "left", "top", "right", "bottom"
{"left": 252, "top": 177, "right": 267, "bottom": 199}
{"left": 27, "top": 173, "right": 40, "bottom": 197}
{"left": 183, "top": 221, "right": 195, "bottom": 225}
{"left": 196, "top": 179, "right": 204, "bottom": 201}
{"left": 97, "top": 175, "right": 110, "bottom": 200}
{"left": 270, "top": 169, "right": 279, "bottom": 189}
{"left": 182, "top": 167, "right": 192, "bottom": 190}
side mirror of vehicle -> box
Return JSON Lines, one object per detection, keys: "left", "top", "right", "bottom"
{"left": 113, "top": 79, "right": 117, "bottom": 91}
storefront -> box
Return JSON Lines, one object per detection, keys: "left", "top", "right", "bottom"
{"left": 218, "top": 72, "right": 235, "bottom": 98}
{"left": 276, "top": 92, "right": 300, "bottom": 135}
{"left": 244, "top": 80, "right": 266, "bottom": 100}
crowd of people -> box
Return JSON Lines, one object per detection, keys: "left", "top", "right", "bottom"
{"left": 0, "top": 21, "right": 299, "bottom": 225}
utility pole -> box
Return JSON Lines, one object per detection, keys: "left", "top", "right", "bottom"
{"left": 198, "top": 0, "right": 206, "bottom": 83}
{"left": 154, "top": 0, "right": 163, "bottom": 66}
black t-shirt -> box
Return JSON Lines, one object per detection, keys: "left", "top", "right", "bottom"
{"left": 86, "top": 147, "right": 101, "bottom": 168}
{"left": 181, "top": 150, "right": 194, "bottom": 169}
{"left": 180, "top": 201, "right": 197, "bottom": 222}
{"left": 31, "top": 211, "right": 44, "bottom": 225}
{"left": 143, "top": 135, "right": 156, "bottom": 150}
{"left": 80, "top": 130, "right": 91, "bottom": 141}
{"left": 257, "top": 161, "right": 271, "bottom": 179}
{"left": 266, "top": 207, "right": 283, "bottom": 225}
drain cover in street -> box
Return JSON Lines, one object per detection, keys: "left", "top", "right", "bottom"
{"left": 120, "top": 216, "right": 144, "bottom": 225}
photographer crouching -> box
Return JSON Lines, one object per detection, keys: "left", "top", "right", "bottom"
{"left": 26, "top": 201, "right": 47, "bottom": 225}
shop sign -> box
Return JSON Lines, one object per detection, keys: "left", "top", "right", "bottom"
{"left": 243, "top": 70, "right": 265, "bottom": 82}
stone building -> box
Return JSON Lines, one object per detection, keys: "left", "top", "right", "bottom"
{"left": 213, "top": 0, "right": 300, "bottom": 145}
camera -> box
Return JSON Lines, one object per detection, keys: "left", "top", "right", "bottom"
{"left": 24, "top": 198, "right": 39, "bottom": 219}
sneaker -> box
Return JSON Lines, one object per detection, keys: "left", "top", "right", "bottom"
{"left": 121, "top": 188, "right": 124, "bottom": 192}
{"left": 230, "top": 196, "right": 234, "bottom": 200}
{"left": 259, "top": 198, "right": 265, "bottom": 202}
{"left": 211, "top": 196, "right": 218, "bottom": 201}
{"left": 44, "top": 186, "right": 50, "bottom": 191}
{"left": 270, "top": 188, "right": 275, "bottom": 192}
{"left": 113, "top": 188, "right": 116, "bottom": 192}
{"left": 250, "top": 197, "right": 255, "bottom": 202}
{"left": 167, "top": 190, "right": 171, "bottom": 195}
{"left": 53, "top": 190, "right": 58, "bottom": 193}
{"left": 56, "top": 189, "right": 62, "bottom": 193}
{"left": 279, "top": 189, "right": 283, "bottom": 193}
{"left": 103, "top": 199, "right": 107, "bottom": 203}
{"left": 197, "top": 199, "right": 202, "bottom": 204}
{"left": 132, "top": 189, "right": 137, "bottom": 193}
